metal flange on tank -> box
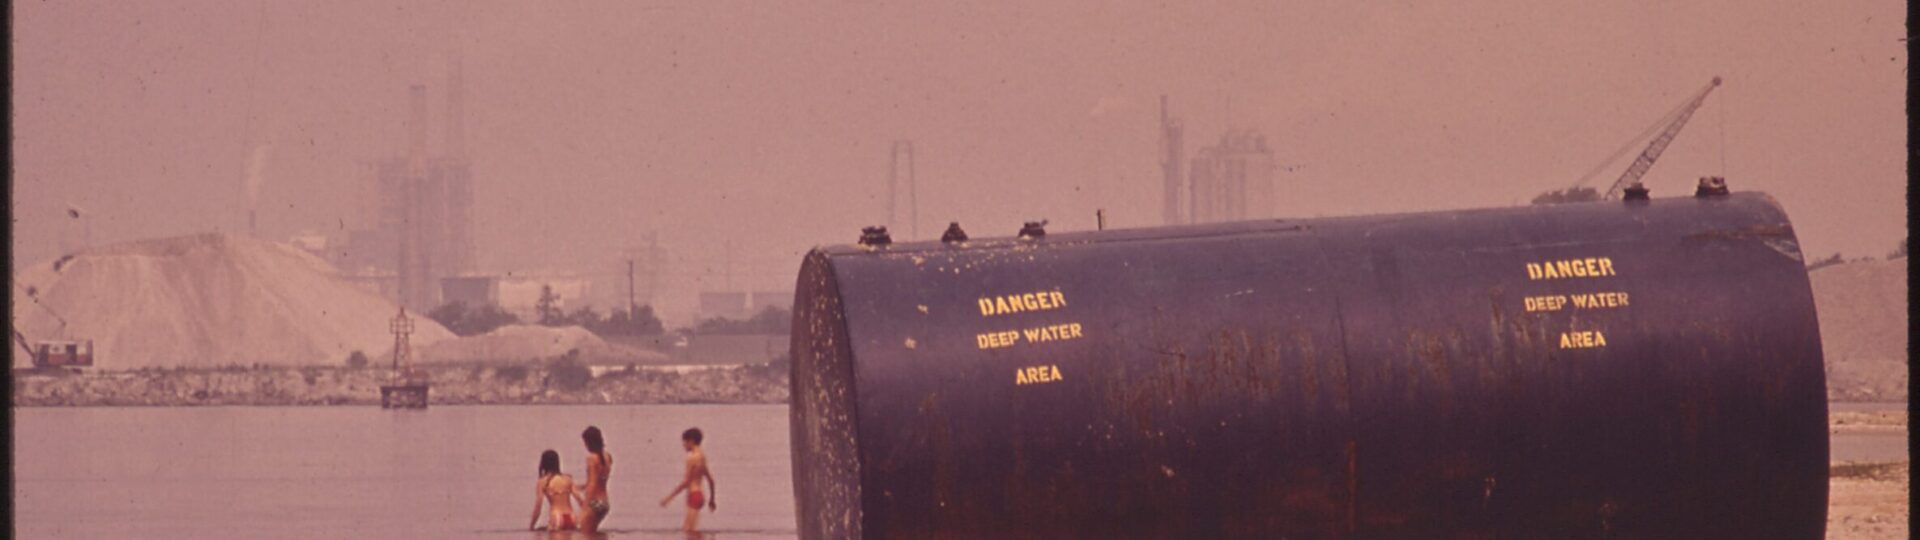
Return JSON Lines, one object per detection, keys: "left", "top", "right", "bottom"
{"left": 790, "top": 191, "right": 1827, "bottom": 538}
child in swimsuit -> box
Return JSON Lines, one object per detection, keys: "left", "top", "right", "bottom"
{"left": 660, "top": 427, "right": 717, "bottom": 532}
{"left": 577, "top": 426, "right": 613, "bottom": 533}
{"left": 530, "top": 450, "right": 584, "bottom": 531}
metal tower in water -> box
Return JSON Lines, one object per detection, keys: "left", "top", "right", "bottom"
{"left": 380, "top": 307, "right": 428, "bottom": 409}
{"left": 389, "top": 308, "right": 414, "bottom": 373}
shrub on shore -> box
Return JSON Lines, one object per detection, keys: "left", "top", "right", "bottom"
{"left": 548, "top": 351, "right": 593, "bottom": 391}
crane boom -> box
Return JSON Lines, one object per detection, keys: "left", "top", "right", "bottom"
{"left": 12, "top": 328, "right": 34, "bottom": 359}
{"left": 1603, "top": 76, "right": 1722, "bottom": 199}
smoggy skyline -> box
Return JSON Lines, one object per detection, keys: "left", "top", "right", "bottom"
{"left": 11, "top": 1, "right": 1908, "bottom": 315}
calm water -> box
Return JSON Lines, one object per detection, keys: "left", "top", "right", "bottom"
{"left": 1829, "top": 401, "right": 1909, "bottom": 463}
{"left": 13, "top": 403, "right": 1908, "bottom": 539}
{"left": 12, "top": 405, "right": 797, "bottom": 539}
{"left": 1828, "top": 401, "right": 1907, "bottom": 413}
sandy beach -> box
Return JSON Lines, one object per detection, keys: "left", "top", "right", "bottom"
{"left": 1827, "top": 409, "right": 1908, "bottom": 540}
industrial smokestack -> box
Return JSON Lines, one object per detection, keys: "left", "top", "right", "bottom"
{"left": 445, "top": 54, "right": 465, "bottom": 159}
{"left": 244, "top": 144, "right": 272, "bottom": 238}
{"left": 889, "top": 141, "right": 917, "bottom": 240}
{"left": 400, "top": 84, "right": 429, "bottom": 311}
{"left": 408, "top": 84, "right": 429, "bottom": 176}
{"left": 1160, "top": 95, "right": 1185, "bottom": 226}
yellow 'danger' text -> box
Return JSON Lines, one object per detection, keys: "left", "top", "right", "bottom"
{"left": 979, "top": 290, "right": 1067, "bottom": 316}
{"left": 976, "top": 330, "right": 1021, "bottom": 349}
{"left": 975, "top": 289, "right": 1078, "bottom": 387}
{"left": 1524, "top": 292, "right": 1630, "bottom": 312}
{"left": 976, "top": 323, "right": 1083, "bottom": 350}
{"left": 1022, "top": 322, "right": 1082, "bottom": 343}
{"left": 1015, "top": 364, "right": 1063, "bottom": 385}
{"left": 1526, "top": 257, "right": 1618, "bottom": 280}
{"left": 1559, "top": 330, "right": 1608, "bottom": 349}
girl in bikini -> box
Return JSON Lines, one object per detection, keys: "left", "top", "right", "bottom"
{"left": 529, "top": 450, "right": 585, "bottom": 531}
{"left": 576, "top": 426, "right": 613, "bottom": 533}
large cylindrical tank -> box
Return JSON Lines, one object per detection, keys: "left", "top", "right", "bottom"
{"left": 790, "top": 192, "right": 1827, "bottom": 539}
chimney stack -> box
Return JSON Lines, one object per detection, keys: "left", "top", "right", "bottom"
{"left": 1160, "top": 95, "right": 1185, "bottom": 226}
{"left": 445, "top": 55, "right": 465, "bottom": 159}
{"left": 408, "top": 84, "right": 429, "bottom": 176}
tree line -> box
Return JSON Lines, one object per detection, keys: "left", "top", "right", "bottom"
{"left": 1806, "top": 237, "right": 1906, "bottom": 272}
{"left": 427, "top": 284, "right": 795, "bottom": 338}
{"left": 428, "top": 285, "right": 666, "bottom": 338}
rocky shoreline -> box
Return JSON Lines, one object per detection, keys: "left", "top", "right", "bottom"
{"left": 10, "top": 363, "right": 789, "bottom": 406}
{"left": 15, "top": 361, "right": 1897, "bottom": 408}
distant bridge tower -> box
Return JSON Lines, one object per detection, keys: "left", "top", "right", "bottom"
{"left": 889, "top": 140, "right": 918, "bottom": 240}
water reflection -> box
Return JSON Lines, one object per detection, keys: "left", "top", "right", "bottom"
{"left": 491, "top": 527, "right": 796, "bottom": 539}
{"left": 14, "top": 405, "right": 796, "bottom": 539}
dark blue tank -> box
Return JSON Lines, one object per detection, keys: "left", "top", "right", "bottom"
{"left": 790, "top": 191, "right": 1827, "bottom": 539}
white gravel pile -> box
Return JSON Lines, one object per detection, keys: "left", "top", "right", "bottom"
{"left": 1810, "top": 258, "right": 1909, "bottom": 400}
{"left": 10, "top": 233, "right": 453, "bottom": 369}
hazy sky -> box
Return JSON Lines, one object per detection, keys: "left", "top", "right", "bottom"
{"left": 11, "top": 0, "right": 1907, "bottom": 317}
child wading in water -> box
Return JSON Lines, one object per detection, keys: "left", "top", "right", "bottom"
{"left": 530, "top": 450, "right": 585, "bottom": 531}
{"left": 576, "top": 426, "right": 613, "bottom": 533}
{"left": 659, "top": 427, "right": 717, "bottom": 532}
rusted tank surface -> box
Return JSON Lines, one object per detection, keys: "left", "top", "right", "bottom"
{"left": 790, "top": 192, "right": 1827, "bottom": 539}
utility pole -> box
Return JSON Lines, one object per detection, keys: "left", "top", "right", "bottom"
{"left": 627, "top": 259, "right": 637, "bottom": 316}
{"left": 645, "top": 232, "right": 661, "bottom": 307}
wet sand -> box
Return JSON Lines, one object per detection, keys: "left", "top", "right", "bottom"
{"left": 1827, "top": 407, "right": 1908, "bottom": 540}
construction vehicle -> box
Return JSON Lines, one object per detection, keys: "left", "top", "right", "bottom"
{"left": 1561, "top": 76, "right": 1723, "bottom": 200}
{"left": 12, "top": 326, "right": 96, "bottom": 370}
{"left": 12, "top": 284, "right": 95, "bottom": 370}
{"left": 28, "top": 340, "right": 95, "bottom": 369}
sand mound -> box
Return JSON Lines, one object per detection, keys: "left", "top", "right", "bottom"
{"left": 10, "top": 233, "right": 452, "bottom": 369}
{"left": 409, "top": 324, "right": 668, "bottom": 365}
{"left": 1810, "top": 258, "right": 1909, "bottom": 400}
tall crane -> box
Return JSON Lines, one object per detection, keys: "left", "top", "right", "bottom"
{"left": 1598, "top": 77, "right": 1722, "bottom": 199}
{"left": 10, "top": 282, "right": 92, "bottom": 369}
{"left": 11, "top": 282, "right": 68, "bottom": 342}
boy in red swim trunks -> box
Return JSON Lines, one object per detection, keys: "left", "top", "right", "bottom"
{"left": 659, "top": 427, "right": 717, "bottom": 532}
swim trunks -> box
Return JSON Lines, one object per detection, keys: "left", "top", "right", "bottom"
{"left": 687, "top": 491, "right": 705, "bottom": 509}
{"left": 589, "top": 498, "right": 611, "bottom": 517}
{"left": 552, "top": 512, "right": 576, "bottom": 530}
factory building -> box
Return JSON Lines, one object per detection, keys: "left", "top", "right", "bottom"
{"left": 1158, "top": 96, "right": 1280, "bottom": 225}
{"left": 1187, "top": 130, "right": 1277, "bottom": 224}
{"left": 699, "top": 292, "right": 750, "bottom": 321}
{"left": 337, "top": 57, "right": 477, "bottom": 311}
